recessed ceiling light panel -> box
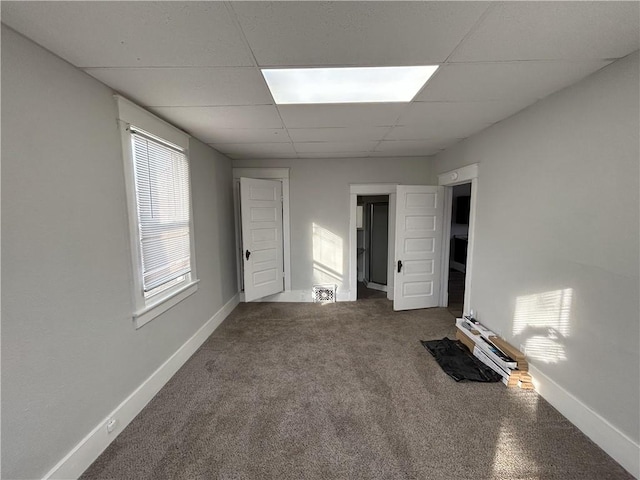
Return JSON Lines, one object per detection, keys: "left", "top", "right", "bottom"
{"left": 261, "top": 66, "right": 438, "bottom": 104}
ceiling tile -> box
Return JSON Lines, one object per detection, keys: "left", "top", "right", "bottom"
{"left": 373, "top": 142, "right": 444, "bottom": 157}
{"left": 375, "top": 140, "right": 452, "bottom": 155}
{"left": 198, "top": 129, "right": 289, "bottom": 145}
{"left": 278, "top": 104, "right": 406, "bottom": 129}
{"left": 227, "top": 153, "right": 300, "bottom": 160}
{"left": 150, "top": 106, "right": 284, "bottom": 139}
{"left": 369, "top": 150, "right": 439, "bottom": 158}
{"left": 4, "top": 1, "right": 632, "bottom": 161}
{"left": 295, "top": 153, "right": 371, "bottom": 159}
{"left": 294, "top": 142, "right": 378, "bottom": 153}
{"left": 450, "top": 2, "right": 640, "bottom": 62}
{"left": 288, "top": 127, "right": 390, "bottom": 143}
{"left": 2, "top": 2, "right": 254, "bottom": 67}
{"left": 85, "top": 67, "right": 273, "bottom": 107}
{"left": 385, "top": 126, "right": 465, "bottom": 143}
{"left": 416, "top": 61, "right": 612, "bottom": 103}
{"left": 227, "top": 152, "right": 301, "bottom": 160}
{"left": 232, "top": 2, "right": 489, "bottom": 66}
{"left": 212, "top": 143, "right": 295, "bottom": 157}
{"left": 394, "top": 101, "right": 529, "bottom": 139}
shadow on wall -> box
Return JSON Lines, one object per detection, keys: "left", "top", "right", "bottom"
{"left": 512, "top": 288, "right": 573, "bottom": 364}
{"left": 312, "top": 223, "right": 343, "bottom": 289}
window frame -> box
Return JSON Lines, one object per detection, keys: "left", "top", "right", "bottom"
{"left": 116, "top": 95, "right": 198, "bottom": 328}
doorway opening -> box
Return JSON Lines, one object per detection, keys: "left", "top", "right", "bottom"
{"left": 447, "top": 183, "right": 471, "bottom": 317}
{"left": 232, "top": 168, "right": 291, "bottom": 302}
{"left": 348, "top": 184, "right": 396, "bottom": 302}
{"left": 438, "top": 162, "right": 479, "bottom": 317}
{"left": 357, "top": 195, "right": 389, "bottom": 300}
{"left": 350, "top": 183, "right": 446, "bottom": 310}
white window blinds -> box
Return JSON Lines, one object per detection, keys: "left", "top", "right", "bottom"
{"left": 131, "top": 130, "right": 191, "bottom": 296}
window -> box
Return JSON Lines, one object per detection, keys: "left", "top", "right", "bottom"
{"left": 131, "top": 129, "right": 192, "bottom": 298}
{"left": 116, "top": 95, "right": 198, "bottom": 328}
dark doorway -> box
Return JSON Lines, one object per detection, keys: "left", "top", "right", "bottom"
{"left": 448, "top": 183, "right": 471, "bottom": 317}
{"left": 357, "top": 195, "right": 389, "bottom": 300}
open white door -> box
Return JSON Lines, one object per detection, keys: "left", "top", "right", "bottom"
{"left": 394, "top": 185, "right": 444, "bottom": 311}
{"left": 240, "top": 177, "right": 284, "bottom": 302}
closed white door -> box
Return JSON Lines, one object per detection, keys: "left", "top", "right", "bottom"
{"left": 393, "top": 186, "right": 444, "bottom": 311}
{"left": 240, "top": 177, "right": 284, "bottom": 302}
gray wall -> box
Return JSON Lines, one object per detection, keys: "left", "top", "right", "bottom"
{"left": 432, "top": 52, "right": 640, "bottom": 442}
{"left": 1, "top": 27, "right": 238, "bottom": 479}
{"left": 233, "top": 158, "right": 431, "bottom": 296}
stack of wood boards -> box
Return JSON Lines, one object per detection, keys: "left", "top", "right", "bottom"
{"left": 455, "top": 317, "right": 533, "bottom": 390}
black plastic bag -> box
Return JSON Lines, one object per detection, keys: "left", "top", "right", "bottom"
{"left": 421, "top": 338, "right": 502, "bottom": 382}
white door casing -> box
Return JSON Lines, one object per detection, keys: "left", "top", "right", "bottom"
{"left": 240, "top": 177, "right": 284, "bottom": 302}
{"left": 438, "top": 163, "right": 479, "bottom": 315}
{"left": 232, "top": 168, "right": 291, "bottom": 298}
{"left": 394, "top": 185, "right": 444, "bottom": 311}
{"left": 348, "top": 185, "right": 397, "bottom": 301}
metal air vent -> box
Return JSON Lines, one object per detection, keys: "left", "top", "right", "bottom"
{"left": 313, "top": 284, "right": 336, "bottom": 303}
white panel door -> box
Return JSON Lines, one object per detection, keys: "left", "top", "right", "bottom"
{"left": 240, "top": 177, "right": 284, "bottom": 302}
{"left": 394, "top": 186, "right": 444, "bottom": 311}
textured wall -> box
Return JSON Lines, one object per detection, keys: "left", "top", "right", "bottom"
{"left": 233, "top": 157, "right": 433, "bottom": 296}
{"left": 1, "top": 27, "right": 238, "bottom": 478}
{"left": 432, "top": 52, "right": 640, "bottom": 443}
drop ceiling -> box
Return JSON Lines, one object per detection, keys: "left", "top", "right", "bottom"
{"left": 2, "top": 1, "right": 638, "bottom": 160}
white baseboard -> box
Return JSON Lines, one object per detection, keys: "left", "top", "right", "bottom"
{"left": 530, "top": 364, "right": 639, "bottom": 478}
{"left": 261, "top": 290, "right": 312, "bottom": 302}
{"left": 43, "top": 293, "right": 240, "bottom": 480}
{"left": 241, "top": 289, "right": 353, "bottom": 303}
{"left": 336, "top": 290, "right": 352, "bottom": 302}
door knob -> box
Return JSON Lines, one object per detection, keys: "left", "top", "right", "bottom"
{"left": 397, "top": 260, "right": 403, "bottom": 273}
{"left": 245, "top": 250, "right": 251, "bottom": 260}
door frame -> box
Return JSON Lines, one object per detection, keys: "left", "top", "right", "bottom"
{"left": 349, "top": 184, "right": 397, "bottom": 301}
{"left": 438, "top": 163, "right": 479, "bottom": 315}
{"left": 233, "top": 168, "right": 291, "bottom": 301}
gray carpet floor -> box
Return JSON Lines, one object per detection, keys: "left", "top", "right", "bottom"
{"left": 82, "top": 300, "right": 631, "bottom": 480}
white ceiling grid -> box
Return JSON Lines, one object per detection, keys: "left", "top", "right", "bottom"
{"left": 2, "top": 1, "right": 638, "bottom": 159}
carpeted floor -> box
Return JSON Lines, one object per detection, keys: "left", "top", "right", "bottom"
{"left": 82, "top": 300, "right": 631, "bottom": 480}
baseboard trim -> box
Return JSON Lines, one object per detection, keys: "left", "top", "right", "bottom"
{"left": 260, "top": 290, "right": 311, "bottom": 302}
{"left": 43, "top": 293, "right": 240, "bottom": 480}
{"left": 241, "top": 289, "right": 352, "bottom": 303}
{"left": 530, "top": 364, "right": 639, "bottom": 478}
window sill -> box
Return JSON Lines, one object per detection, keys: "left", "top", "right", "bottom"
{"left": 133, "top": 280, "right": 200, "bottom": 329}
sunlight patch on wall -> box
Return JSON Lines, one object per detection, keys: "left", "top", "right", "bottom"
{"left": 312, "top": 223, "right": 343, "bottom": 285}
{"left": 513, "top": 288, "right": 573, "bottom": 364}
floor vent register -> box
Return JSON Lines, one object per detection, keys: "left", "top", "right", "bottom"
{"left": 313, "top": 284, "right": 336, "bottom": 303}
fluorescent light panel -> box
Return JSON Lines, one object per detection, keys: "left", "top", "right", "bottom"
{"left": 262, "top": 66, "right": 438, "bottom": 104}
